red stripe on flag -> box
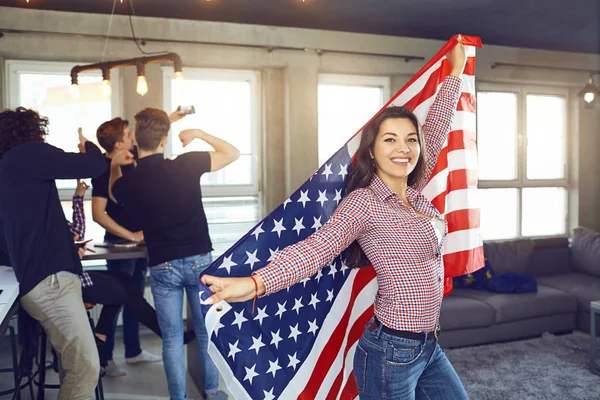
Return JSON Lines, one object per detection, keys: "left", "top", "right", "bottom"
{"left": 299, "top": 267, "right": 376, "bottom": 400}
{"left": 430, "top": 169, "right": 478, "bottom": 213}
{"left": 443, "top": 246, "right": 485, "bottom": 277}
{"left": 457, "top": 92, "right": 476, "bottom": 113}
{"left": 325, "top": 304, "right": 375, "bottom": 400}
{"left": 445, "top": 208, "right": 481, "bottom": 232}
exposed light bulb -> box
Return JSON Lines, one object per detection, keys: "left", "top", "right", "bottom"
{"left": 102, "top": 79, "right": 112, "bottom": 98}
{"left": 137, "top": 75, "right": 148, "bottom": 96}
{"left": 174, "top": 71, "right": 183, "bottom": 81}
{"left": 70, "top": 83, "right": 80, "bottom": 100}
{"left": 584, "top": 91, "right": 595, "bottom": 104}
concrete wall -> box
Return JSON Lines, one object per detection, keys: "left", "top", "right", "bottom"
{"left": 1, "top": 6, "right": 599, "bottom": 229}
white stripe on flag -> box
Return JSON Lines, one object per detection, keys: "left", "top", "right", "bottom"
{"left": 391, "top": 59, "right": 444, "bottom": 107}
{"left": 421, "top": 149, "right": 478, "bottom": 200}
{"left": 444, "top": 228, "right": 484, "bottom": 254}
{"left": 205, "top": 303, "right": 253, "bottom": 400}
{"left": 451, "top": 110, "right": 476, "bottom": 133}
{"left": 412, "top": 76, "right": 476, "bottom": 123}
{"left": 315, "top": 278, "right": 377, "bottom": 400}
{"left": 444, "top": 188, "right": 480, "bottom": 214}
{"left": 279, "top": 269, "right": 360, "bottom": 399}
{"left": 335, "top": 279, "right": 378, "bottom": 400}
{"left": 347, "top": 133, "right": 361, "bottom": 159}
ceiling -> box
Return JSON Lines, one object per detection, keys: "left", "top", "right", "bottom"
{"left": 1, "top": 0, "right": 599, "bottom": 54}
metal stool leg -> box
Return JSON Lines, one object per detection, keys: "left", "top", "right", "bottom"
{"left": 37, "top": 330, "right": 46, "bottom": 400}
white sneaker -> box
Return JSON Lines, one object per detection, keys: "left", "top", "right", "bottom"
{"left": 125, "top": 350, "right": 162, "bottom": 364}
{"left": 105, "top": 360, "right": 127, "bottom": 377}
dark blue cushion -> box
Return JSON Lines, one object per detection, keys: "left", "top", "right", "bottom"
{"left": 453, "top": 257, "right": 495, "bottom": 290}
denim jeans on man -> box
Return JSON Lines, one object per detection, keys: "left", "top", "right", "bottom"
{"left": 353, "top": 318, "right": 469, "bottom": 400}
{"left": 149, "top": 253, "right": 219, "bottom": 399}
{"left": 105, "top": 250, "right": 147, "bottom": 360}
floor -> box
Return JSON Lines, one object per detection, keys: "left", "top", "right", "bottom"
{"left": 0, "top": 327, "right": 233, "bottom": 400}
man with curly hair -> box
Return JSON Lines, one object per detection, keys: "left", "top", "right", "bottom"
{"left": 0, "top": 107, "right": 106, "bottom": 400}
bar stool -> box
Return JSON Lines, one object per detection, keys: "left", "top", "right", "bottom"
{"left": 36, "top": 303, "right": 105, "bottom": 400}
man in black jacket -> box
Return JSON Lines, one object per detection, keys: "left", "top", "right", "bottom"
{"left": 0, "top": 107, "right": 106, "bottom": 400}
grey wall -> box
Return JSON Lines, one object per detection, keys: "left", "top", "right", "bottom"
{"left": 1, "top": 7, "right": 599, "bottom": 230}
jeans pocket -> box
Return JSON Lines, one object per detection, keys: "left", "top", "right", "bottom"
{"left": 149, "top": 262, "right": 173, "bottom": 289}
{"left": 189, "top": 253, "right": 213, "bottom": 274}
{"left": 353, "top": 343, "right": 368, "bottom": 394}
{"left": 385, "top": 340, "right": 424, "bottom": 366}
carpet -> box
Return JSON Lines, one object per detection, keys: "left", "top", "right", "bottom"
{"left": 445, "top": 332, "right": 600, "bottom": 400}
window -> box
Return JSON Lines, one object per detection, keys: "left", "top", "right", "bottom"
{"left": 163, "top": 67, "right": 261, "bottom": 256}
{"left": 477, "top": 84, "right": 570, "bottom": 240}
{"left": 6, "top": 60, "right": 120, "bottom": 249}
{"left": 318, "top": 74, "right": 390, "bottom": 165}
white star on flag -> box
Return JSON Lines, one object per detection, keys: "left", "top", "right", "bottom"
{"left": 218, "top": 255, "right": 237, "bottom": 274}
{"left": 322, "top": 163, "right": 333, "bottom": 180}
{"left": 311, "top": 216, "right": 322, "bottom": 231}
{"left": 338, "top": 163, "right": 348, "bottom": 180}
{"left": 271, "top": 218, "right": 286, "bottom": 238}
{"left": 275, "top": 301, "right": 287, "bottom": 319}
{"left": 307, "top": 319, "right": 319, "bottom": 335}
{"left": 292, "top": 217, "right": 305, "bottom": 235}
{"left": 244, "top": 364, "right": 259, "bottom": 385}
{"left": 270, "top": 329, "right": 283, "bottom": 349}
{"left": 228, "top": 340, "right": 242, "bottom": 361}
{"left": 248, "top": 335, "right": 266, "bottom": 355}
{"left": 288, "top": 324, "right": 302, "bottom": 342}
{"left": 251, "top": 223, "right": 265, "bottom": 240}
{"left": 333, "top": 189, "right": 342, "bottom": 204}
{"left": 287, "top": 352, "right": 301, "bottom": 370}
{"left": 316, "top": 190, "right": 328, "bottom": 207}
{"left": 292, "top": 297, "right": 304, "bottom": 315}
{"left": 297, "top": 190, "right": 311, "bottom": 208}
{"left": 232, "top": 310, "right": 248, "bottom": 330}
{"left": 253, "top": 306, "right": 269, "bottom": 326}
{"left": 245, "top": 250, "right": 261, "bottom": 270}
{"left": 308, "top": 293, "right": 320, "bottom": 310}
{"left": 267, "top": 247, "right": 279, "bottom": 261}
{"left": 282, "top": 197, "right": 292, "bottom": 209}
{"left": 266, "top": 360, "right": 282, "bottom": 378}
{"left": 263, "top": 388, "right": 276, "bottom": 400}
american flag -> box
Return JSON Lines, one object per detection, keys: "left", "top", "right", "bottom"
{"left": 199, "top": 35, "right": 484, "bottom": 400}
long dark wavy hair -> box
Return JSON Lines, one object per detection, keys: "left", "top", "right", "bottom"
{"left": 345, "top": 106, "right": 427, "bottom": 268}
{"left": 0, "top": 107, "right": 49, "bottom": 157}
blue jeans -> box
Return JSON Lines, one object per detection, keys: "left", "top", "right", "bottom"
{"left": 149, "top": 253, "right": 219, "bottom": 400}
{"left": 354, "top": 318, "right": 468, "bottom": 400}
{"left": 105, "top": 256, "right": 147, "bottom": 359}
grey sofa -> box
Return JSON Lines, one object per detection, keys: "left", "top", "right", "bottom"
{"left": 438, "top": 226, "right": 600, "bottom": 348}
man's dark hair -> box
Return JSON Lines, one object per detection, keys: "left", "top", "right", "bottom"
{"left": 0, "top": 107, "right": 48, "bottom": 157}
{"left": 134, "top": 108, "right": 170, "bottom": 151}
{"left": 96, "top": 117, "right": 129, "bottom": 152}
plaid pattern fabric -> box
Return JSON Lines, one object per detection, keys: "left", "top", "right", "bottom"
{"left": 80, "top": 271, "right": 93, "bottom": 288}
{"left": 69, "top": 195, "right": 93, "bottom": 288}
{"left": 257, "top": 76, "right": 462, "bottom": 333}
{"left": 70, "top": 195, "right": 86, "bottom": 239}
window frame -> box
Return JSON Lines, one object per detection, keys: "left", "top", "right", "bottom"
{"left": 161, "top": 66, "right": 261, "bottom": 199}
{"left": 317, "top": 73, "right": 391, "bottom": 165}
{"left": 477, "top": 82, "right": 572, "bottom": 239}
{"left": 5, "top": 59, "right": 122, "bottom": 201}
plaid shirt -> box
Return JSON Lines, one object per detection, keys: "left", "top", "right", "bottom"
{"left": 69, "top": 195, "right": 93, "bottom": 288}
{"left": 257, "top": 76, "right": 462, "bottom": 332}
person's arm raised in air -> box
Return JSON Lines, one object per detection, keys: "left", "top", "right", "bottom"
{"left": 412, "top": 37, "right": 466, "bottom": 192}
{"left": 178, "top": 129, "right": 241, "bottom": 172}
{"left": 201, "top": 189, "right": 374, "bottom": 305}
{"left": 29, "top": 128, "right": 106, "bottom": 180}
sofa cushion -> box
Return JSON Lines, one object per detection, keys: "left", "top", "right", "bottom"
{"left": 572, "top": 227, "right": 600, "bottom": 277}
{"left": 451, "top": 286, "right": 577, "bottom": 324}
{"left": 538, "top": 272, "right": 600, "bottom": 313}
{"left": 440, "top": 294, "right": 495, "bottom": 330}
{"left": 528, "top": 237, "right": 572, "bottom": 277}
{"left": 483, "top": 239, "right": 534, "bottom": 275}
